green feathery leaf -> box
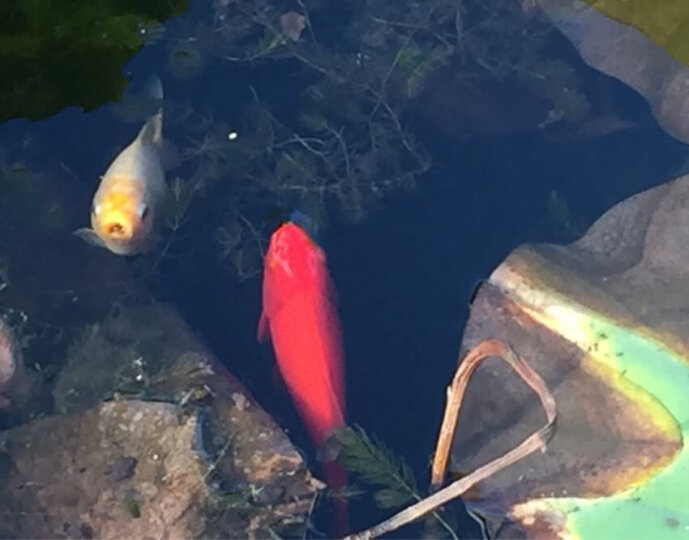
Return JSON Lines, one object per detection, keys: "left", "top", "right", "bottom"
{"left": 333, "top": 426, "right": 460, "bottom": 539}
{"left": 334, "top": 425, "right": 418, "bottom": 509}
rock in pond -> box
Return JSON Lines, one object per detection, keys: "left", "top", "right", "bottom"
{"left": 452, "top": 173, "right": 689, "bottom": 538}
{"left": 0, "top": 303, "right": 322, "bottom": 539}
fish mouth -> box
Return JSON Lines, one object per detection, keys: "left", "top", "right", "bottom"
{"left": 92, "top": 210, "right": 151, "bottom": 255}
{"left": 107, "top": 222, "right": 126, "bottom": 236}
{"left": 96, "top": 209, "right": 134, "bottom": 240}
{"left": 99, "top": 221, "right": 150, "bottom": 255}
{"left": 103, "top": 221, "right": 132, "bottom": 239}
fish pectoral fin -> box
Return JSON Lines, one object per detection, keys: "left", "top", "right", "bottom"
{"left": 73, "top": 228, "right": 106, "bottom": 249}
{"left": 257, "top": 311, "right": 271, "bottom": 342}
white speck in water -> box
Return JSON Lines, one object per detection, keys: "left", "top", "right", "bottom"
{"left": 228, "top": 131, "right": 238, "bottom": 141}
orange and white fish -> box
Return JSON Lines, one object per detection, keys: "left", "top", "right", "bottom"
{"left": 74, "top": 77, "right": 167, "bottom": 255}
{"left": 258, "top": 219, "right": 348, "bottom": 532}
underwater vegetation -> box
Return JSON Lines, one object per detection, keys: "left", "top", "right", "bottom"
{"left": 0, "top": 0, "right": 595, "bottom": 283}
{"left": 143, "top": 0, "right": 592, "bottom": 281}
{"left": 0, "top": 0, "right": 188, "bottom": 122}
{"left": 0, "top": 0, "right": 617, "bottom": 535}
{"left": 335, "top": 425, "right": 461, "bottom": 538}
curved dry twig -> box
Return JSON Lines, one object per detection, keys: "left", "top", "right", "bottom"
{"left": 344, "top": 338, "right": 557, "bottom": 540}
{"left": 431, "top": 338, "right": 556, "bottom": 488}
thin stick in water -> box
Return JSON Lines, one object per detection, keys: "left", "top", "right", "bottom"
{"left": 345, "top": 338, "right": 557, "bottom": 539}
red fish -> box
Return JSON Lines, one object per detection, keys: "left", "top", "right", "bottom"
{"left": 258, "top": 221, "right": 348, "bottom": 532}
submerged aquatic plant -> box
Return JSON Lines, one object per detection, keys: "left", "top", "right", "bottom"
{"left": 335, "top": 425, "right": 419, "bottom": 510}
{"left": 168, "top": 38, "right": 207, "bottom": 80}
{"left": 146, "top": 0, "right": 589, "bottom": 281}
{"left": 334, "top": 425, "right": 458, "bottom": 538}
{"left": 0, "top": 0, "right": 189, "bottom": 122}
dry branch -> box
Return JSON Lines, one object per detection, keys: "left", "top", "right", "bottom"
{"left": 344, "top": 339, "right": 557, "bottom": 539}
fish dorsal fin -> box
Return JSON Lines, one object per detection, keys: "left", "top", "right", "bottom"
{"left": 136, "top": 110, "right": 163, "bottom": 146}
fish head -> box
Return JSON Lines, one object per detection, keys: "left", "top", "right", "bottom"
{"left": 263, "top": 222, "right": 327, "bottom": 301}
{"left": 90, "top": 180, "right": 154, "bottom": 255}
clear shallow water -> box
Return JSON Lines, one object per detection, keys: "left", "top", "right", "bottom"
{"left": 1, "top": 0, "right": 688, "bottom": 537}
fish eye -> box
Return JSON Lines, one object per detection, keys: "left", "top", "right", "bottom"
{"left": 137, "top": 203, "right": 149, "bottom": 220}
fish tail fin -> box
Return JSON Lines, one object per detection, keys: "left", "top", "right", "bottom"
{"left": 137, "top": 75, "right": 164, "bottom": 146}
{"left": 323, "top": 460, "right": 349, "bottom": 535}
{"left": 145, "top": 74, "right": 164, "bottom": 103}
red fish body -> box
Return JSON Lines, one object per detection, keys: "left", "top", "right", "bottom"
{"left": 258, "top": 222, "right": 348, "bottom": 531}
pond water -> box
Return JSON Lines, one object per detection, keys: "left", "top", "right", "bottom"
{"left": 0, "top": 0, "right": 688, "bottom": 537}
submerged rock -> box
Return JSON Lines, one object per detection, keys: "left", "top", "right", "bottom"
{"left": 0, "top": 303, "right": 321, "bottom": 538}
{"left": 0, "top": 400, "right": 207, "bottom": 538}
{"left": 453, "top": 173, "right": 689, "bottom": 537}
{"left": 538, "top": 0, "right": 689, "bottom": 145}
{"left": 0, "top": 316, "right": 39, "bottom": 414}
{"left": 0, "top": 318, "right": 25, "bottom": 409}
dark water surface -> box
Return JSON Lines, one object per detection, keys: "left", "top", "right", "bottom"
{"left": 1, "top": 0, "right": 688, "bottom": 536}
